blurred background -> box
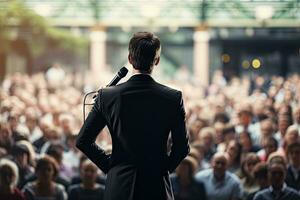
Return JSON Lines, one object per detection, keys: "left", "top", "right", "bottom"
{"left": 1, "top": 0, "right": 300, "bottom": 84}
{"left": 1, "top": 1, "right": 300, "bottom": 200}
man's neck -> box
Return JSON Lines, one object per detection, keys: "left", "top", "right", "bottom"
{"left": 132, "top": 69, "right": 152, "bottom": 75}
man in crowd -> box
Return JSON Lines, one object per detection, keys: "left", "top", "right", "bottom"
{"left": 195, "top": 152, "right": 243, "bottom": 200}
{"left": 253, "top": 160, "right": 300, "bottom": 200}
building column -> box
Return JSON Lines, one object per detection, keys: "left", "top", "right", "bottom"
{"left": 90, "top": 26, "right": 107, "bottom": 79}
{"left": 193, "top": 28, "right": 210, "bottom": 86}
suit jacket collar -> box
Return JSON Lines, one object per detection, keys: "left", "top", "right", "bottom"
{"left": 128, "top": 74, "right": 155, "bottom": 82}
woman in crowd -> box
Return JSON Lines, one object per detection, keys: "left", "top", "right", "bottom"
{"left": 22, "top": 155, "right": 67, "bottom": 200}
{"left": 0, "top": 158, "right": 25, "bottom": 200}
{"left": 238, "top": 131, "right": 260, "bottom": 154}
{"left": 236, "top": 153, "right": 260, "bottom": 197}
{"left": 171, "top": 156, "right": 206, "bottom": 200}
{"left": 225, "top": 139, "right": 242, "bottom": 173}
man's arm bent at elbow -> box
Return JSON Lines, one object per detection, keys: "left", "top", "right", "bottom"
{"left": 76, "top": 91, "right": 110, "bottom": 174}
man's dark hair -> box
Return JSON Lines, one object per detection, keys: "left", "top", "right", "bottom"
{"left": 253, "top": 162, "right": 268, "bottom": 179}
{"left": 128, "top": 32, "right": 160, "bottom": 72}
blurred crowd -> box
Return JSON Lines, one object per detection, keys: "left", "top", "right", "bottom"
{"left": 1, "top": 66, "right": 300, "bottom": 200}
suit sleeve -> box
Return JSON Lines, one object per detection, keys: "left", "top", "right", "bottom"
{"left": 76, "top": 89, "right": 111, "bottom": 174}
{"left": 168, "top": 91, "right": 190, "bottom": 172}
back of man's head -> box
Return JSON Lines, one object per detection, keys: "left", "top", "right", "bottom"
{"left": 128, "top": 32, "right": 160, "bottom": 73}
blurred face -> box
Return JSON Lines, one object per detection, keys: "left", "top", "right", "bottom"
{"left": 226, "top": 141, "right": 238, "bottom": 159}
{"left": 26, "top": 117, "right": 37, "bottom": 130}
{"left": 190, "top": 120, "right": 204, "bottom": 138}
{"left": 278, "top": 118, "right": 290, "bottom": 135}
{"left": 239, "top": 113, "right": 251, "bottom": 126}
{"left": 264, "top": 140, "right": 277, "bottom": 156}
{"left": 260, "top": 122, "right": 273, "bottom": 138}
{"left": 245, "top": 159, "right": 259, "bottom": 175}
{"left": 202, "top": 134, "right": 213, "bottom": 147}
{"left": 37, "top": 163, "right": 55, "bottom": 182}
{"left": 285, "top": 131, "right": 299, "bottom": 145}
{"left": 8, "top": 117, "right": 18, "bottom": 130}
{"left": 61, "top": 119, "right": 72, "bottom": 132}
{"left": 268, "top": 163, "right": 286, "bottom": 189}
{"left": 212, "top": 155, "right": 227, "bottom": 179}
{"left": 289, "top": 147, "right": 300, "bottom": 167}
{"left": 81, "top": 164, "right": 98, "bottom": 184}
{"left": 239, "top": 133, "right": 252, "bottom": 151}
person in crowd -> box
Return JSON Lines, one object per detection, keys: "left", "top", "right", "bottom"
{"left": 198, "top": 127, "right": 216, "bottom": 162}
{"left": 188, "top": 117, "right": 208, "bottom": 142}
{"left": 217, "top": 124, "right": 236, "bottom": 152}
{"left": 32, "top": 119, "right": 54, "bottom": 153}
{"left": 277, "top": 125, "right": 300, "bottom": 157}
{"left": 0, "top": 158, "right": 26, "bottom": 200}
{"left": 257, "top": 136, "right": 278, "bottom": 162}
{"left": 22, "top": 155, "right": 67, "bottom": 200}
{"left": 8, "top": 112, "right": 28, "bottom": 141}
{"left": 195, "top": 152, "right": 243, "bottom": 200}
{"left": 213, "top": 112, "right": 230, "bottom": 124}
{"left": 285, "top": 142, "right": 300, "bottom": 191}
{"left": 214, "top": 122, "right": 226, "bottom": 147}
{"left": 236, "top": 153, "right": 260, "bottom": 198}
{"left": 59, "top": 113, "right": 75, "bottom": 145}
{"left": 278, "top": 103, "right": 293, "bottom": 122}
{"left": 275, "top": 115, "right": 293, "bottom": 145}
{"left": 246, "top": 162, "right": 269, "bottom": 200}
{"left": 0, "top": 122, "right": 14, "bottom": 156}
{"left": 253, "top": 160, "right": 300, "bottom": 200}
{"left": 225, "top": 139, "right": 242, "bottom": 173}
{"left": 293, "top": 106, "right": 300, "bottom": 130}
{"left": 235, "top": 107, "right": 260, "bottom": 146}
{"left": 190, "top": 142, "right": 210, "bottom": 171}
{"left": 171, "top": 156, "right": 206, "bottom": 200}
{"left": 259, "top": 119, "right": 275, "bottom": 147}
{"left": 22, "top": 108, "right": 43, "bottom": 143}
{"left": 11, "top": 142, "right": 35, "bottom": 189}
{"left": 68, "top": 159, "right": 105, "bottom": 200}
{"left": 63, "top": 133, "right": 81, "bottom": 175}
{"left": 70, "top": 156, "right": 106, "bottom": 186}
{"left": 46, "top": 143, "right": 74, "bottom": 180}
{"left": 237, "top": 131, "right": 260, "bottom": 154}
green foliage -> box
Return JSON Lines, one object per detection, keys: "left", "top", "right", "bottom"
{"left": 0, "top": 1, "right": 88, "bottom": 57}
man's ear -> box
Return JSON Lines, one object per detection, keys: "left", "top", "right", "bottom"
{"left": 154, "top": 56, "right": 160, "bottom": 66}
{"left": 128, "top": 54, "right": 132, "bottom": 65}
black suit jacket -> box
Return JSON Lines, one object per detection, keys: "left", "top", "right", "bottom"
{"left": 76, "top": 74, "right": 190, "bottom": 200}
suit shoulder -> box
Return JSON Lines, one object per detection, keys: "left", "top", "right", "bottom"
{"left": 99, "top": 83, "right": 126, "bottom": 98}
{"left": 154, "top": 82, "right": 182, "bottom": 101}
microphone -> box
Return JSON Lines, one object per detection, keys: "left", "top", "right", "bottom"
{"left": 106, "top": 66, "right": 128, "bottom": 87}
{"left": 93, "top": 67, "right": 128, "bottom": 99}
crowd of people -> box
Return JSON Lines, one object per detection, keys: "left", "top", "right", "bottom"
{"left": 1, "top": 66, "right": 300, "bottom": 200}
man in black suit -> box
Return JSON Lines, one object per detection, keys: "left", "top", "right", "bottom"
{"left": 76, "top": 32, "right": 190, "bottom": 200}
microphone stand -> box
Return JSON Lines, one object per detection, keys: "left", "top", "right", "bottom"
{"left": 83, "top": 91, "right": 98, "bottom": 122}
